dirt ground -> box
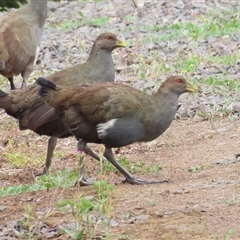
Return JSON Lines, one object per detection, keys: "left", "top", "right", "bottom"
{"left": 1, "top": 112, "right": 240, "bottom": 239}
{"left": 0, "top": 0, "right": 240, "bottom": 239}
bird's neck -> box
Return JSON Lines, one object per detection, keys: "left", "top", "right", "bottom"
{"left": 153, "top": 90, "right": 179, "bottom": 118}
{"left": 86, "top": 48, "right": 115, "bottom": 81}
{"left": 154, "top": 88, "right": 180, "bottom": 103}
{"left": 29, "top": 0, "right": 47, "bottom": 9}
{"left": 143, "top": 90, "right": 179, "bottom": 140}
{"left": 87, "top": 48, "right": 114, "bottom": 64}
{"left": 28, "top": 0, "right": 48, "bottom": 23}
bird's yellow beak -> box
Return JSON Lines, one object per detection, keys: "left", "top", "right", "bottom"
{"left": 186, "top": 81, "right": 198, "bottom": 93}
{"left": 116, "top": 38, "right": 127, "bottom": 48}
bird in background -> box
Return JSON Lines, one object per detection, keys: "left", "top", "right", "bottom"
{"left": 36, "top": 76, "right": 197, "bottom": 185}
{"left": 0, "top": 0, "right": 48, "bottom": 89}
{"left": 0, "top": 33, "right": 126, "bottom": 176}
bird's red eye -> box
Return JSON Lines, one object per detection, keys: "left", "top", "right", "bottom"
{"left": 177, "top": 79, "right": 183, "bottom": 84}
{"left": 106, "top": 36, "right": 112, "bottom": 40}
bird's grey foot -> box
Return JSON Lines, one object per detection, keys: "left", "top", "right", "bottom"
{"left": 122, "top": 177, "right": 168, "bottom": 185}
{"left": 35, "top": 167, "right": 49, "bottom": 176}
{"left": 75, "top": 177, "right": 94, "bottom": 186}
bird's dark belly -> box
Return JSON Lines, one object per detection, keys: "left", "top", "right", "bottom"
{"left": 97, "top": 118, "right": 146, "bottom": 148}
{"left": 35, "top": 119, "right": 71, "bottom": 138}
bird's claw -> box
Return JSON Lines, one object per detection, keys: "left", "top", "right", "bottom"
{"left": 122, "top": 178, "right": 168, "bottom": 185}
{"left": 75, "top": 177, "right": 94, "bottom": 186}
{"left": 35, "top": 168, "right": 49, "bottom": 177}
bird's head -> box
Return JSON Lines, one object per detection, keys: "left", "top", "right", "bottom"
{"left": 159, "top": 76, "right": 197, "bottom": 95}
{"left": 94, "top": 32, "right": 126, "bottom": 51}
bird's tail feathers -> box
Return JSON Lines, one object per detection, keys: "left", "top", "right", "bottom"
{"left": 36, "top": 77, "right": 70, "bottom": 109}
{"left": 36, "top": 77, "right": 57, "bottom": 98}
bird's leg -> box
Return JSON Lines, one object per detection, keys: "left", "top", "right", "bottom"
{"left": 75, "top": 140, "right": 94, "bottom": 186}
{"left": 37, "top": 136, "right": 57, "bottom": 176}
{"left": 44, "top": 136, "right": 57, "bottom": 174}
{"left": 20, "top": 78, "right": 27, "bottom": 89}
{"left": 77, "top": 139, "right": 107, "bottom": 162}
{"left": 34, "top": 46, "right": 40, "bottom": 65}
{"left": 104, "top": 147, "right": 168, "bottom": 185}
{"left": 76, "top": 152, "right": 93, "bottom": 186}
{"left": 8, "top": 77, "right": 15, "bottom": 90}
{"left": 21, "top": 64, "right": 33, "bottom": 89}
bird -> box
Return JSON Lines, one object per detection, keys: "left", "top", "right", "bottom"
{"left": 36, "top": 76, "right": 197, "bottom": 185}
{"left": 0, "top": 33, "right": 126, "bottom": 177}
{"left": 0, "top": 0, "right": 48, "bottom": 89}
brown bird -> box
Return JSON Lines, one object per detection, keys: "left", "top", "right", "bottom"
{"left": 0, "top": 0, "right": 48, "bottom": 89}
{"left": 0, "top": 33, "right": 126, "bottom": 176}
{"left": 36, "top": 76, "right": 197, "bottom": 185}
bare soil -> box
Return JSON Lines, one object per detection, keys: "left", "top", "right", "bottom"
{"left": 1, "top": 112, "right": 240, "bottom": 239}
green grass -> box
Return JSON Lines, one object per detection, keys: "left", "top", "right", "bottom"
{"left": 138, "top": 6, "right": 239, "bottom": 43}
{"left": 223, "top": 196, "right": 239, "bottom": 206}
{"left": 204, "top": 77, "right": 240, "bottom": 93}
{"left": 0, "top": 75, "right": 6, "bottom": 86}
{"left": 140, "top": 17, "right": 239, "bottom": 43}
{"left": 224, "top": 229, "right": 234, "bottom": 240}
{"left": 175, "top": 53, "right": 201, "bottom": 74}
{"left": 206, "top": 53, "right": 240, "bottom": 66}
{"left": 4, "top": 177, "right": 114, "bottom": 239}
{"left": 0, "top": 183, "right": 44, "bottom": 197}
{"left": 102, "top": 157, "right": 162, "bottom": 176}
{"left": 0, "top": 168, "right": 114, "bottom": 239}
{"left": 0, "top": 170, "right": 78, "bottom": 197}
{"left": 55, "top": 180, "right": 113, "bottom": 239}
{"left": 188, "top": 165, "right": 204, "bottom": 172}
{"left": 56, "top": 14, "right": 109, "bottom": 30}
{"left": 3, "top": 138, "right": 46, "bottom": 167}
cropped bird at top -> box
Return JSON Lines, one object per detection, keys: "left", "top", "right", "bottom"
{"left": 36, "top": 76, "right": 197, "bottom": 185}
{"left": 0, "top": 33, "right": 126, "bottom": 175}
{"left": 0, "top": 0, "right": 48, "bottom": 90}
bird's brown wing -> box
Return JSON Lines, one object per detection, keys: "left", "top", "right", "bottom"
{"left": 67, "top": 83, "right": 143, "bottom": 125}
{"left": 0, "top": 84, "right": 58, "bottom": 130}
{"left": 27, "top": 105, "right": 58, "bottom": 131}
{"left": 70, "top": 86, "right": 110, "bottom": 124}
